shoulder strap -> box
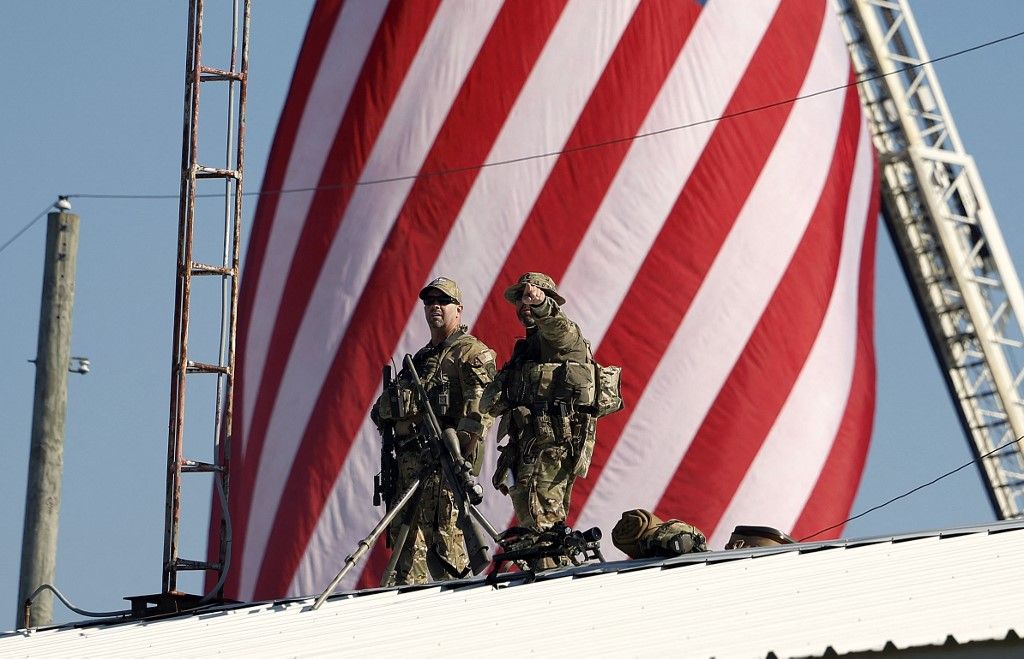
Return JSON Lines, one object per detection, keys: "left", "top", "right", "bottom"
{"left": 439, "top": 327, "right": 477, "bottom": 363}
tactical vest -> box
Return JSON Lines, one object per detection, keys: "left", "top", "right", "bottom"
{"left": 376, "top": 330, "right": 479, "bottom": 430}
{"left": 504, "top": 360, "right": 597, "bottom": 411}
{"left": 502, "top": 346, "right": 621, "bottom": 417}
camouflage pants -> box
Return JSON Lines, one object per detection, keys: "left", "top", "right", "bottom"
{"left": 506, "top": 433, "right": 577, "bottom": 571}
{"left": 509, "top": 435, "right": 576, "bottom": 532}
{"left": 384, "top": 448, "right": 468, "bottom": 586}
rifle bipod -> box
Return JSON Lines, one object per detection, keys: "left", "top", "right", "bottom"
{"left": 309, "top": 475, "right": 420, "bottom": 611}
{"left": 376, "top": 459, "right": 501, "bottom": 587}
{"left": 310, "top": 354, "right": 502, "bottom": 611}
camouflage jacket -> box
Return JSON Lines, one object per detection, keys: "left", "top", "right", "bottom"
{"left": 372, "top": 326, "right": 496, "bottom": 439}
{"left": 483, "top": 297, "right": 592, "bottom": 425}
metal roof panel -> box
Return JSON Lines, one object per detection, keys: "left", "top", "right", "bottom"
{"left": 4, "top": 522, "right": 1024, "bottom": 657}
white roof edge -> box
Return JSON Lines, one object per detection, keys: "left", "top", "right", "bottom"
{"left": 4, "top": 518, "right": 1024, "bottom": 657}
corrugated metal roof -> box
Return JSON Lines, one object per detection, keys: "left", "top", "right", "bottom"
{"left": 5, "top": 521, "right": 1024, "bottom": 657}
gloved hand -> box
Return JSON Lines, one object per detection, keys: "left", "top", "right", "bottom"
{"left": 456, "top": 430, "right": 477, "bottom": 458}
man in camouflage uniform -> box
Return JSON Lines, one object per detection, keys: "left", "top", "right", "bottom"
{"left": 485, "top": 272, "right": 597, "bottom": 541}
{"left": 371, "top": 277, "right": 496, "bottom": 586}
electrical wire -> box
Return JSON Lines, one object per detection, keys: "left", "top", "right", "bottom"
{"left": 198, "top": 474, "right": 232, "bottom": 605}
{"left": 2, "top": 27, "right": 1021, "bottom": 264}
{"left": 20, "top": 478, "right": 232, "bottom": 627}
{"left": 0, "top": 203, "right": 56, "bottom": 256}
{"left": 57, "top": 27, "right": 1024, "bottom": 202}
{"left": 799, "top": 434, "right": 1024, "bottom": 542}
{"left": 21, "top": 583, "right": 130, "bottom": 629}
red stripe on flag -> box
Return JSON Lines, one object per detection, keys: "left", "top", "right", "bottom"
{"left": 233, "top": 0, "right": 344, "bottom": 371}
{"left": 569, "top": 0, "right": 825, "bottom": 525}
{"left": 250, "top": 1, "right": 569, "bottom": 598}
{"left": 790, "top": 167, "right": 879, "bottom": 541}
{"left": 354, "top": 537, "right": 390, "bottom": 591}
{"left": 214, "top": 0, "right": 346, "bottom": 595}
{"left": 471, "top": 0, "right": 702, "bottom": 359}
{"left": 654, "top": 80, "right": 864, "bottom": 533}
{"left": 229, "top": 0, "right": 441, "bottom": 597}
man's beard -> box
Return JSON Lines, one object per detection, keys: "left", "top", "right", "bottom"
{"left": 517, "top": 307, "right": 536, "bottom": 328}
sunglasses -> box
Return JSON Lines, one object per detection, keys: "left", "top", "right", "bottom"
{"left": 423, "top": 295, "right": 456, "bottom": 306}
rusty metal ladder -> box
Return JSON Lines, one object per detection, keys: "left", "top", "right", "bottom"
{"left": 162, "top": 0, "right": 250, "bottom": 606}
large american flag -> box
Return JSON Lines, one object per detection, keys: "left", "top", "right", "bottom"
{"left": 211, "top": 0, "right": 879, "bottom": 601}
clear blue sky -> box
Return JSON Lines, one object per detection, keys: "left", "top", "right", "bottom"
{"left": 2, "top": 1, "right": 1022, "bottom": 630}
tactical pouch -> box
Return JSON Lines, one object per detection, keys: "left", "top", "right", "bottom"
{"left": 534, "top": 364, "right": 557, "bottom": 400}
{"left": 508, "top": 362, "right": 559, "bottom": 404}
{"left": 572, "top": 415, "right": 597, "bottom": 477}
{"left": 511, "top": 405, "right": 533, "bottom": 433}
{"left": 509, "top": 361, "right": 598, "bottom": 407}
{"left": 556, "top": 362, "right": 596, "bottom": 406}
{"left": 433, "top": 375, "right": 450, "bottom": 417}
{"left": 593, "top": 364, "right": 624, "bottom": 417}
{"left": 466, "top": 440, "right": 483, "bottom": 476}
{"left": 377, "top": 386, "right": 418, "bottom": 421}
{"left": 534, "top": 412, "right": 557, "bottom": 443}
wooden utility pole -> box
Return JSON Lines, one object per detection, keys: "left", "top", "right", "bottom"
{"left": 18, "top": 206, "right": 80, "bottom": 628}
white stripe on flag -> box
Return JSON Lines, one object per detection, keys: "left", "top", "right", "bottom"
{"left": 559, "top": 0, "right": 781, "bottom": 346}
{"left": 576, "top": 9, "right": 848, "bottom": 543}
{"left": 242, "top": 1, "right": 388, "bottom": 454}
{"left": 709, "top": 114, "right": 874, "bottom": 547}
{"left": 239, "top": 0, "right": 505, "bottom": 600}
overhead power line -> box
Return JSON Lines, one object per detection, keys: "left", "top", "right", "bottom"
{"left": 0, "top": 203, "right": 57, "bottom": 257}
{"left": 800, "top": 435, "right": 1024, "bottom": 542}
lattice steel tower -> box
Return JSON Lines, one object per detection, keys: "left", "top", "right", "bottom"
{"left": 835, "top": 0, "right": 1024, "bottom": 517}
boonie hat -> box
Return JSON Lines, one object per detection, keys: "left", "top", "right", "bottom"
{"left": 503, "top": 272, "right": 566, "bottom": 306}
{"left": 419, "top": 276, "right": 463, "bottom": 304}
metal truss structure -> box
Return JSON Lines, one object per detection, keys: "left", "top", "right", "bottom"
{"left": 835, "top": 0, "right": 1024, "bottom": 517}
